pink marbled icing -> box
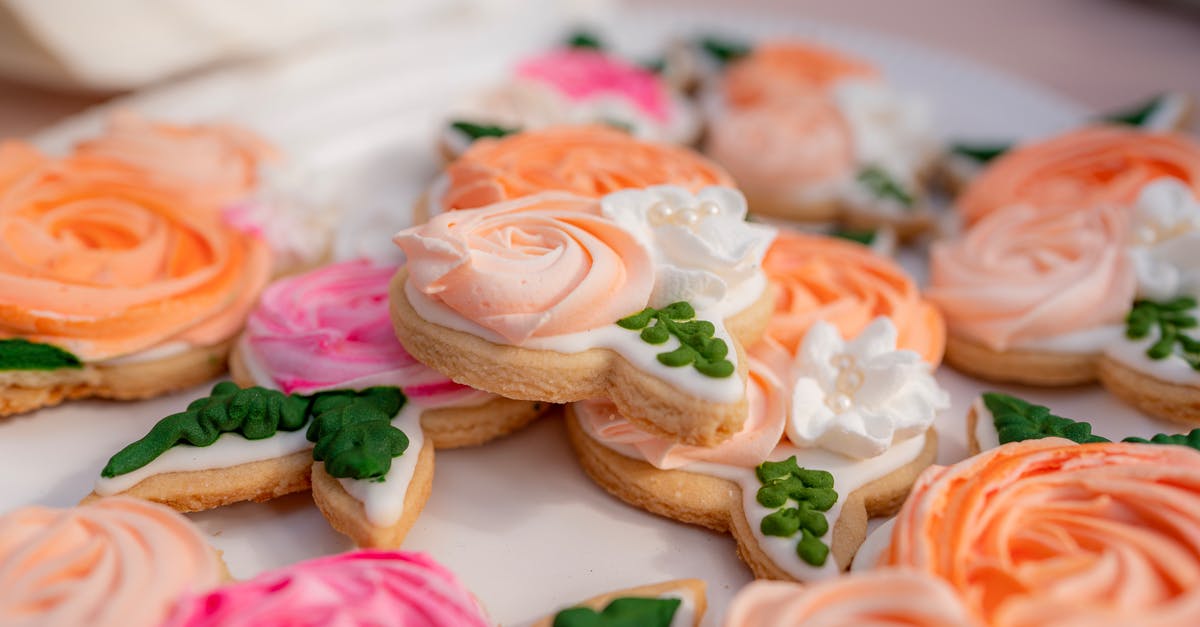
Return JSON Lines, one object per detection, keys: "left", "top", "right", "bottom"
{"left": 516, "top": 48, "right": 670, "bottom": 123}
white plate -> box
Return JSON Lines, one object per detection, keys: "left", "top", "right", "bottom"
{"left": 0, "top": 5, "right": 1179, "bottom": 625}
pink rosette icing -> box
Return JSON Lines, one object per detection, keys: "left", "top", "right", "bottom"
{"left": 578, "top": 350, "right": 787, "bottom": 469}
{"left": 167, "top": 550, "right": 489, "bottom": 627}
{"left": 515, "top": 48, "right": 671, "bottom": 123}
{"left": 926, "top": 202, "right": 1136, "bottom": 350}
{"left": 394, "top": 192, "right": 654, "bottom": 343}
{"left": 243, "top": 259, "right": 490, "bottom": 406}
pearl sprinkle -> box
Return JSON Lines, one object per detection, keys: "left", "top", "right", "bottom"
{"left": 825, "top": 353, "right": 865, "bottom": 413}
{"left": 647, "top": 200, "right": 721, "bottom": 230}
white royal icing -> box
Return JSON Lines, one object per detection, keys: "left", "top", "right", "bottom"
{"left": 662, "top": 588, "right": 696, "bottom": 627}
{"left": 1105, "top": 334, "right": 1200, "bottom": 386}
{"left": 971, "top": 396, "right": 1001, "bottom": 452}
{"left": 600, "top": 186, "right": 776, "bottom": 310}
{"left": 94, "top": 427, "right": 313, "bottom": 496}
{"left": 337, "top": 401, "right": 426, "bottom": 527}
{"left": 97, "top": 340, "right": 192, "bottom": 365}
{"left": 786, "top": 318, "right": 948, "bottom": 459}
{"left": 1011, "top": 323, "right": 1125, "bottom": 354}
{"left": 1128, "top": 177, "right": 1200, "bottom": 301}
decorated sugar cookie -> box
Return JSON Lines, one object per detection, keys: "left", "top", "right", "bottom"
{"left": 533, "top": 579, "right": 706, "bottom": 627}
{"left": 871, "top": 438, "right": 1200, "bottom": 626}
{"left": 943, "top": 93, "right": 1196, "bottom": 193}
{"left": 725, "top": 568, "right": 979, "bottom": 627}
{"left": 0, "top": 497, "right": 224, "bottom": 627}
{"left": 393, "top": 186, "right": 776, "bottom": 446}
{"left": 88, "top": 382, "right": 431, "bottom": 549}
{"left": 700, "top": 40, "right": 939, "bottom": 235}
{"left": 231, "top": 259, "right": 549, "bottom": 448}
{"left": 0, "top": 121, "right": 275, "bottom": 416}
{"left": 166, "top": 550, "right": 490, "bottom": 627}
{"left": 441, "top": 46, "right": 699, "bottom": 159}
{"left": 418, "top": 125, "right": 732, "bottom": 221}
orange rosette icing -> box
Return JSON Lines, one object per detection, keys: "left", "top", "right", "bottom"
{"left": 725, "top": 569, "right": 980, "bottom": 627}
{"left": 438, "top": 125, "right": 733, "bottom": 211}
{"left": 0, "top": 497, "right": 221, "bottom": 627}
{"left": 763, "top": 231, "right": 944, "bottom": 364}
{"left": 959, "top": 126, "right": 1200, "bottom": 225}
{"left": 884, "top": 439, "right": 1200, "bottom": 626}
{"left": 395, "top": 192, "right": 654, "bottom": 343}
{"left": 0, "top": 147, "right": 272, "bottom": 361}
{"left": 722, "top": 40, "right": 880, "bottom": 108}
{"left": 75, "top": 110, "right": 277, "bottom": 210}
{"left": 927, "top": 202, "right": 1134, "bottom": 350}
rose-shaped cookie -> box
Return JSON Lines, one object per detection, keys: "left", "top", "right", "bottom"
{"left": 426, "top": 125, "right": 732, "bottom": 218}
{"left": 958, "top": 125, "right": 1200, "bottom": 226}
{"left": 231, "top": 258, "right": 548, "bottom": 448}
{"left": 0, "top": 142, "right": 272, "bottom": 416}
{"left": 393, "top": 190, "right": 774, "bottom": 446}
{"left": 167, "top": 550, "right": 489, "bottom": 627}
{"left": 927, "top": 201, "right": 1135, "bottom": 385}
{"left": 883, "top": 439, "right": 1200, "bottom": 626}
{"left": 764, "top": 230, "right": 944, "bottom": 365}
{"left": 725, "top": 569, "right": 979, "bottom": 627}
{"left": 0, "top": 497, "right": 223, "bottom": 627}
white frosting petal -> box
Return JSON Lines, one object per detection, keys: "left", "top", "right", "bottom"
{"left": 1130, "top": 177, "right": 1200, "bottom": 300}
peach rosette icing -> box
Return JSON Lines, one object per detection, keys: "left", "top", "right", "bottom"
{"left": 927, "top": 202, "right": 1135, "bottom": 351}
{"left": 396, "top": 192, "right": 654, "bottom": 343}
{"left": 435, "top": 125, "right": 733, "bottom": 213}
{"left": 166, "top": 550, "right": 489, "bottom": 627}
{"left": 0, "top": 497, "right": 221, "bottom": 627}
{"left": 958, "top": 126, "right": 1200, "bottom": 226}
{"left": 0, "top": 146, "right": 272, "bottom": 361}
{"left": 883, "top": 439, "right": 1200, "bottom": 626}
{"left": 725, "top": 569, "right": 980, "bottom": 627}
{"left": 764, "top": 231, "right": 944, "bottom": 365}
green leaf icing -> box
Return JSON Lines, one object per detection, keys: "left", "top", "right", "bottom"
{"left": 1123, "top": 429, "right": 1200, "bottom": 451}
{"left": 830, "top": 228, "right": 877, "bottom": 246}
{"left": 102, "top": 384, "right": 410, "bottom": 482}
{"left": 698, "top": 36, "right": 751, "bottom": 65}
{"left": 1101, "top": 94, "right": 1169, "bottom": 127}
{"left": 449, "top": 120, "right": 519, "bottom": 142}
{"left": 306, "top": 387, "right": 409, "bottom": 480}
{"left": 101, "top": 382, "right": 310, "bottom": 478}
{"left": 982, "top": 392, "right": 1109, "bottom": 445}
{"left": 755, "top": 456, "right": 837, "bottom": 566}
{"left": 0, "top": 338, "right": 83, "bottom": 371}
{"left": 949, "top": 142, "right": 1011, "bottom": 164}
{"left": 553, "top": 597, "right": 680, "bottom": 627}
{"left": 616, "top": 302, "right": 733, "bottom": 378}
{"left": 856, "top": 166, "right": 914, "bottom": 208}
{"left": 566, "top": 30, "right": 605, "bottom": 50}
{"left": 1125, "top": 298, "right": 1200, "bottom": 370}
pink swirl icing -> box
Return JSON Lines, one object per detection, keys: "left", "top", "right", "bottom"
{"left": 243, "top": 259, "right": 490, "bottom": 406}
{"left": 578, "top": 350, "right": 787, "bottom": 469}
{"left": 167, "top": 550, "right": 489, "bottom": 627}
{"left": 516, "top": 49, "right": 670, "bottom": 123}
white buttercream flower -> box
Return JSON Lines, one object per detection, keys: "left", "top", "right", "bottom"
{"left": 601, "top": 185, "right": 776, "bottom": 308}
{"left": 787, "top": 317, "right": 948, "bottom": 459}
{"left": 1129, "top": 177, "right": 1200, "bottom": 300}
{"left": 832, "top": 79, "right": 937, "bottom": 182}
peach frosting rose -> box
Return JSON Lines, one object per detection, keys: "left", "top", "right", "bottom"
{"left": 0, "top": 497, "right": 221, "bottom": 627}
{"left": 75, "top": 110, "right": 277, "bottom": 210}
{"left": 0, "top": 144, "right": 272, "bottom": 361}
{"left": 438, "top": 125, "right": 733, "bottom": 211}
{"left": 884, "top": 439, "right": 1200, "bottom": 627}
{"left": 721, "top": 40, "right": 880, "bottom": 108}
{"left": 394, "top": 192, "right": 654, "bottom": 343}
{"left": 763, "top": 231, "right": 944, "bottom": 364}
{"left": 959, "top": 126, "right": 1200, "bottom": 225}
{"left": 724, "top": 569, "right": 980, "bottom": 627}
{"left": 927, "top": 202, "right": 1135, "bottom": 350}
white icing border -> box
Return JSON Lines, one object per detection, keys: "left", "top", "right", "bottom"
{"left": 1105, "top": 335, "right": 1200, "bottom": 386}
{"left": 971, "top": 396, "right": 1000, "bottom": 452}
{"left": 337, "top": 401, "right": 425, "bottom": 527}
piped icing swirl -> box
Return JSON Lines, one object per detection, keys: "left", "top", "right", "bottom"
{"left": 0, "top": 146, "right": 272, "bottom": 361}
{"left": 438, "top": 125, "right": 733, "bottom": 212}
{"left": 0, "top": 497, "right": 221, "bottom": 627}
{"left": 958, "top": 126, "right": 1200, "bottom": 225}
{"left": 167, "top": 550, "right": 489, "bottom": 627}
{"left": 242, "top": 258, "right": 490, "bottom": 405}
{"left": 721, "top": 41, "right": 880, "bottom": 107}
{"left": 724, "top": 569, "right": 980, "bottom": 627}
{"left": 516, "top": 48, "right": 671, "bottom": 123}
{"left": 395, "top": 192, "right": 654, "bottom": 343}
{"left": 883, "top": 439, "right": 1200, "bottom": 626}
{"left": 927, "top": 202, "right": 1135, "bottom": 351}
{"left": 763, "top": 231, "right": 944, "bottom": 364}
